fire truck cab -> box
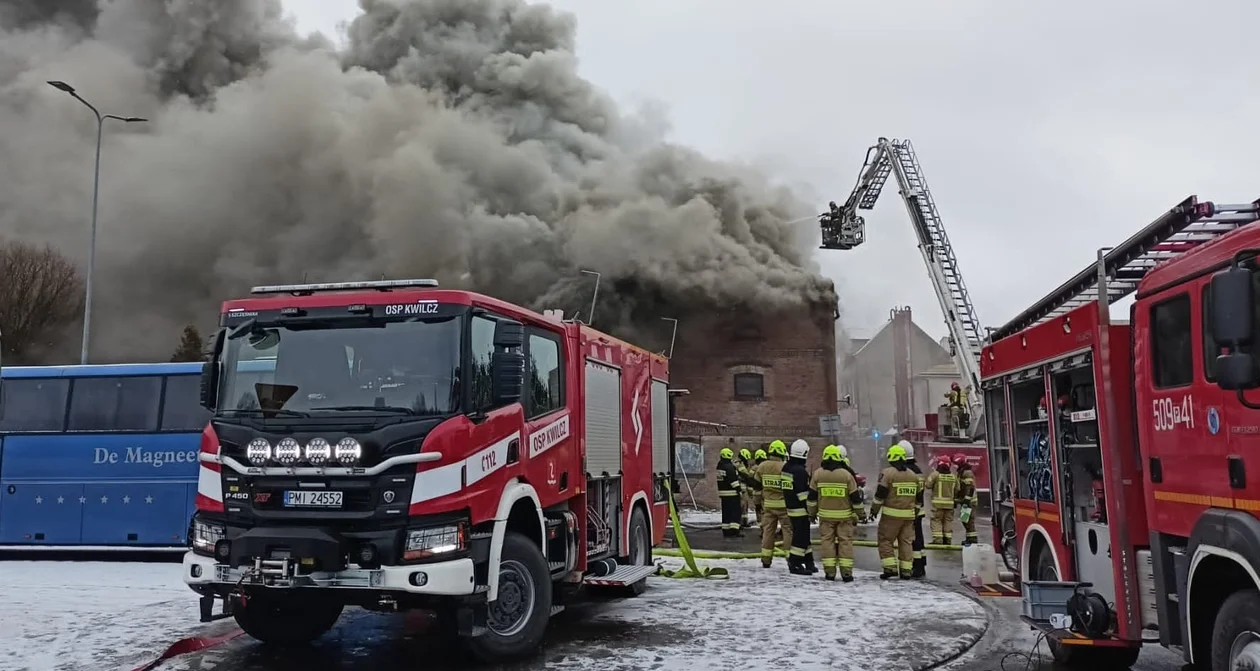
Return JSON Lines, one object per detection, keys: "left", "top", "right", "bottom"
{"left": 983, "top": 197, "right": 1260, "bottom": 670}
{"left": 181, "top": 280, "right": 671, "bottom": 662}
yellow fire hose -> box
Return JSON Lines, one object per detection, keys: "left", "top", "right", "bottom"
{"left": 653, "top": 490, "right": 730, "bottom": 579}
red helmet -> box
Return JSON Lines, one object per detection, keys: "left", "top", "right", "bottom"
{"left": 855, "top": 474, "right": 867, "bottom": 487}
{"left": 951, "top": 381, "right": 961, "bottom": 390}
{"left": 935, "top": 455, "right": 953, "bottom": 469}
{"left": 953, "top": 453, "right": 969, "bottom": 467}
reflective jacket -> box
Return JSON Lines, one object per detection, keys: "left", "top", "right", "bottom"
{"left": 956, "top": 465, "right": 979, "bottom": 507}
{"left": 871, "top": 464, "right": 920, "bottom": 519}
{"left": 782, "top": 458, "right": 811, "bottom": 518}
{"left": 716, "top": 458, "right": 740, "bottom": 498}
{"left": 754, "top": 457, "right": 787, "bottom": 509}
{"left": 924, "top": 470, "right": 959, "bottom": 510}
{"left": 808, "top": 464, "right": 862, "bottom": 520}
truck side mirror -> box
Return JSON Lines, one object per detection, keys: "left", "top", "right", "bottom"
{"left": 1210, "top": 266, "right": 1255, "bottom": 346}
{"left": 199, "top": 328, "right": 226, "bottom": 410}
{"left": 491, "top": 351, "right": 525, "bottom": 404}
{"left": 493, "top": 319, "right": 524, "bottom": 348}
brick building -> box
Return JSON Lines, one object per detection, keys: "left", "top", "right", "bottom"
{"left": 669, "top": 298, "right": 839, "bottom": 507}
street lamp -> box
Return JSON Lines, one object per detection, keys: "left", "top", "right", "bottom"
{"left": 47, "top": 81, "right": 147, "bottom": 365}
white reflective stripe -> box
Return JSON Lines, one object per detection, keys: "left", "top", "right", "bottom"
{"left": 466, "top": 432, "right": 519, "bottom": 485}
{"left": 197, "top": 464, "right": 222, "bottom": 502}
{"left": 411, "top": 462, "right": 463, "bottom": 504}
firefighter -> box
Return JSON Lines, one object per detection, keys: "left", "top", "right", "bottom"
{"left": 925, "top": 455, "right": 958, "bottom": 545}
{"left": 755, "top": 440, "right": 790, "bottom": 568}
{"left": 808, "top": 445, "right": 866, "bottom": 582}
{"left": 737, "top": 448, "right": 759, "bottom": 527}
{"left": 783, "top": 439, "right": 817, "bottom": 575}
{"left": 871, "top": 444, "right": 919, "bottom": 579}
{"left": 954, "top": 453, "right": 980, "bottom": 544}
{"left": 716, "top": 448, "right": 743, "bottom": 538}
{"left": 900, "top": 439, "right": 928, "bottom": 578}
{"left": 945, "top": 382, "right": 967, "bottom": 437}
{"left": 751, "top": 449, "right": 768, "bottom": 521}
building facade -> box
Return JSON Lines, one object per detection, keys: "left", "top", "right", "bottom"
{"left": 837, "top": 310, "right": 954, "bottom": 433}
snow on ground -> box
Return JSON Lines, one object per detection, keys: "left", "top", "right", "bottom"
{"left": 535, "top": 558, "right": 988, "bottom": 671}
{"left": 677, "top": 508, "right": 722, "bottom": 525}
{"left": 0, "top": 561, "right": 218, "bottom": 671}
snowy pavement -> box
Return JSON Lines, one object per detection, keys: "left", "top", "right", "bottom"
{"left": 0, "top": 560, "right": 228, "bottom": 671}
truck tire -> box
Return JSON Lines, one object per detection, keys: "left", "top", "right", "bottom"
{"left": 1211, "top": 588, "right": 1260, "bottom": 671}
{"left": 465, "top": 531, "right": 552, "bottom": 663}
{"left": 233, "top": 596, "right": 343, "bottom": 645}
{"left": 622, "top": 506, "right": 652, "bottom": 597}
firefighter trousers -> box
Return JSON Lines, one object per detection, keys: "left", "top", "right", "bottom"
{"left": 818, "top": 518, "right": 855, "bottom": 579}
{"left": 960, "top": 506, "right": 978, "bottom": 544}
{"left": 930, "top": 508, "right": 955, "bottom": 545}
{"left": 787, "top": 513, "right": 815, "bottom": 573}
{"left": 720, "top": 493, "right": 743, "bottom": 536}
{"left": 760, "top": 508, "right": 791, "bottom": 567}
{"left": 911, "top": 513, "right": 927, "bottom": 574}
{"left": 877, "top": 515, "right": 915, "bottom": 576}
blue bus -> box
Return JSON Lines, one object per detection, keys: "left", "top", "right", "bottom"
{"left": 0, "top": 362, "right": 211, "bottom": 549}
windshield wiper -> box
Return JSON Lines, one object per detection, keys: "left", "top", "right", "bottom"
{"left": 311, "top": 405, "right": 416, "bottom": 415}
{"left": 221, "top": 407, "right": 310, "bottom": 418}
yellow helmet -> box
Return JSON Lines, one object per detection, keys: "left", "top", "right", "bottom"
{"left": 822, "top": 444, "right": 843, "bottom": 461}
{"left": 768, "top": 440, "right": 787, "bottom": 456}
{"left": 719, "top": 447, "right": 734, "bottom": 460}
{"left": 754, "top": 449, "right": 767, "bottom": 460}
{"left": 887, "top": 445, "right": 908, "bottom": 463}
{"left": 740, "top": 448, "right": 753, "bottom": 461}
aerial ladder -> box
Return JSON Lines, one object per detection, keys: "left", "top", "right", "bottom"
{"left": 820, "top": 138, "right": 985, "bottom": 439}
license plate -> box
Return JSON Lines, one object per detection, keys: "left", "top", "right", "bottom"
{"left": 282, "top": 490, "right": 344, "bottom": 508}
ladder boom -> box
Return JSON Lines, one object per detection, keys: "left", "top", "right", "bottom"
{"left": 822, "top": 138, "right": 985, "bottom": 419}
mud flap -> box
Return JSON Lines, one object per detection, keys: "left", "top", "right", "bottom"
{"left": 199, "top": 594, "right": 234, "bottom": 623}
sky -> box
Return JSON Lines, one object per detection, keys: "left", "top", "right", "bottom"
{"left": 280, "top": 0, "right": 1260, "bottom": 341}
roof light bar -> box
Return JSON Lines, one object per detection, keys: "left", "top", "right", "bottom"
{"left": 250, "top": 279, "right": 440, "bottom": 295}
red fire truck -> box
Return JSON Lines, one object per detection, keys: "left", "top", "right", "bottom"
{"left": 181, "top": 280, "right": 672, "bottom": 662}
{"left": 981, "top": 196, "right": 1260, "bottom": 670}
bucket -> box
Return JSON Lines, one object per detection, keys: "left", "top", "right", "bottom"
{"left": 962, "top": 543, "right": 1001, "bottom": 584}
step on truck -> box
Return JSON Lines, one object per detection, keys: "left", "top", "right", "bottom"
{"left": 182, "top": 279, "right": 672, "bottom": 661}
{"left": 980, "top": 196, "right": 1260, "bottom": 670}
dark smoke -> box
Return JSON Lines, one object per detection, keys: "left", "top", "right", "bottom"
{"left": 0, "top": 0, "right": 835, "bottom": 362}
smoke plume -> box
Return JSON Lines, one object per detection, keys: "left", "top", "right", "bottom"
{"left": 0, "top": 0, "right": 835, "bottom": 361}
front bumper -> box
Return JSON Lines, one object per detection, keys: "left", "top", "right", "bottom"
{"left": 182, "top": 551, "right": 477, "bottom": 596}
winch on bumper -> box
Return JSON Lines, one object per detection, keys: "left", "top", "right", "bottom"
{"left": 183, "top": 521, "right": 483, "bottom": 598}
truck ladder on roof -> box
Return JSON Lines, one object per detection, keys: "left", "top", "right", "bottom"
{"left": 988, "top": 196, "right": 1260, "bottom": 342}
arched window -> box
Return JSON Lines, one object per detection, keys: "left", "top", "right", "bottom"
{"left": 733, "top": 372, "right": 765, "bottom": 400}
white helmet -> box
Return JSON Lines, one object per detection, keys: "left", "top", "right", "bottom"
{"left": 789, "top": 439, "right": 810, "bottom": 459}
{"left": 898, "top": 440, "right": 915, "bottom": 460}
{"left": 837, "top": 444, "right": 848, "bottom": 460}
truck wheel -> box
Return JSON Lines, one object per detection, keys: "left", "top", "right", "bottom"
{"left": 233, "top": 596, "right": 343, "bottom": 645}
{"left": 622, "top": 506, "right": 652, "bottom": 597}
{"left": 1211, "top": 589, "right": 1260, "bottom": 671}
{"left": 465, "top": 531, "right": 552, "bottom": 663}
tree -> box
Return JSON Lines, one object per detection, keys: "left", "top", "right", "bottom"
{"left": 0, "top": 241, "right": 85, "bottom": 363}
{"left": 171, "top": 325, "right": 205, "bottom": 362}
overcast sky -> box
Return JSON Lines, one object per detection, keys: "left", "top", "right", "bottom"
{"left": 281, "top": 0, "right": 1260, "bottom": 340}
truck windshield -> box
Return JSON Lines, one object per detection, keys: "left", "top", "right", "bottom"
{"left": 218, "top": 316, "right": 461, "bottom": 416}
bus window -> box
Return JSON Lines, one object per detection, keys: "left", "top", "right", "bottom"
{"left": 68, "top": 376, "right": 162, "bottom": 431}
{"left": 0, "top": 378, "right": 69, "bottom": 432}
{"left": 160, "top": 375, "right": 211, "bottom": 431}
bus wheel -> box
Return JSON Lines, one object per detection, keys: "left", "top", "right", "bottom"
{"left": 622, "top": 507, "right": 652, "bottom": 597}
{"left": 1211, "top": 589, "right": 1260, "bottom": 671}
{"left": 233, "top": 595, "right": 343, "bottom": 645}
{"left": 464, "top": 531, "right": 552, "bottom": 663}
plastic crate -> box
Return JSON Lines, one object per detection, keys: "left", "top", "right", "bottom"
{"left": 1021, "top": 580, "right": 1091, "bottom": 621}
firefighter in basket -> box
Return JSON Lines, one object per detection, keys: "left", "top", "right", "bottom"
{"left": 871, "top": 444, "right": 920, "bottom": 580}
{"left": 755, "top": 440, "right": 791, "bottom": 568}
{"left": 954, "top": 454, "right": 980, "bottom": 545}
{"left": 925, "top": 455, "right": 959, "bottom": 545}
{"left": 715, "top": 448, "right": 743, "bottom": 538}
{"left": 945, "top": 382, "right": 969, "bottom": 437}
{"left": 900, "top": 440, "right": 928, "bottom": 578}
{"left": 737, "top": 448, "right": 760, "bottom": 527}
{"left": 783, "top": 439, "right": 818, "bottom": 575}
{"left": 808, "top": 445, "right": 866, "bottom": 582}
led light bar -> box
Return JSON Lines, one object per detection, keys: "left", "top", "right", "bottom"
{"left": 250, "top": 279, "right": 439, "bottom": 295}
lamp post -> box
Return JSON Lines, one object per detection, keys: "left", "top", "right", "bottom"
{"left": 47, "top": 81, "right": 147, "bottom": 364}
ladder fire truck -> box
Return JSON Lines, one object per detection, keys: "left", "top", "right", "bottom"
{"left": 981, "top": 196, "right": 1260, "bottom": 670}
{"left": 183, "top": 279, "right": 671, "bottom": 662}
{"left": 821, "top": 139, "right": 995, "bottom": 527}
